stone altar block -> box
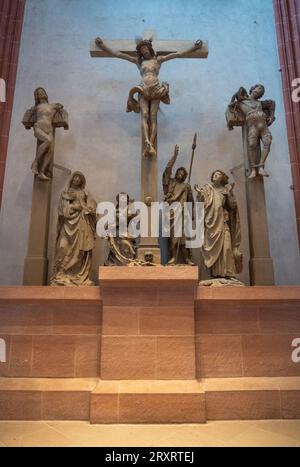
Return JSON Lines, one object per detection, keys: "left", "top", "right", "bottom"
{"left": 91, "top": 266, "right": 206, "bottom": 423}
{"left": 99, "top": 266, "right": 198, "bottom": 380}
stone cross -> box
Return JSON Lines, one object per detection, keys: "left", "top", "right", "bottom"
{"left": 91, "top": 30, "right": 208, "bottom": 263}
{"left": 90, "top": 30, "right": 208, "bottom": 59}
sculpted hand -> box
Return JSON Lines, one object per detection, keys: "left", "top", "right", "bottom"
{"left": 72, "top": 203, "right": 82, "bottom": 211}
{"left": 95, "top": 37, "right": 104, "bottom": 48}
{"left": 228, "top": 183, "right": 235, "bottom": 192}
{"left": 194, "top": 39, "right": 203, "bottom": 49}
{"left": 266, "top": 116, "right": 275, "bottom": 126}
{"left": 173, "top": 144, "right": 179, "bottom": 159}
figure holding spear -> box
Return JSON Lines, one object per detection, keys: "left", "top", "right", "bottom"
{"left": 162, "top": 134, "right": 197, "bottom": 265}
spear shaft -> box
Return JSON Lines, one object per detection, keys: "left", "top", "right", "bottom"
{"left": 188, "top": 132, "right": 197, "bottom": 184}
{"left": 175, "top": 133, "right": 197, "bottom": 263}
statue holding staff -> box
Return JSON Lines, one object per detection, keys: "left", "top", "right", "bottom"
{"left": 163, "top": 140, "right": 196, "bottom": 266}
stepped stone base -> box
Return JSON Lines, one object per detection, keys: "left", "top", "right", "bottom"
{"left": 0, "top": 274, "right": 300, "bottom": 423}
{"left": 0, "top": 377, "right": 299, "bottom": 422}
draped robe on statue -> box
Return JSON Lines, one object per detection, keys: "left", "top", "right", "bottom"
{"left": 163, "top": 160, "right": 194, "bottom": 250}
{"left": 197, "top": 183, "right": 242, "bottom": 277}
{"left": 51, "top": 174, "right": 97, "bottom": 286}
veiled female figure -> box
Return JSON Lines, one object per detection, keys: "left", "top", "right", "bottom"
{"left": 194, "top": 170, "right": 242, "bottom": 279}
{"left": 51, "top": 172, "right": 97, "bottom": 286}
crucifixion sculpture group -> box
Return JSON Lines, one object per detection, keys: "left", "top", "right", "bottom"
{"left": 21, "top": 30, "right": 276, "bottom": 286}
{"left": 91, "top": 31, "right": 208, "bottom": 263}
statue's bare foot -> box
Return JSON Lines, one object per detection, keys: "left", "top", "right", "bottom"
{"left": 247, "top": 168, "right": 256, "bottom": 179}
{"left": 143, "top": 142, "right": 150, "bottom": 158}
{"left": 258, "top": 167, "right": 269, "bottom": 177}
{"left": 148, "top": 144, "right": 156, "bottom": 157}
{"left": 143, "top": 142, "right": 155, "bottom": 158}
{"left": 31, "top": 163, "right": 39, "bottom": 176}
{"left": 37, "top": 172, "right": 51, "bottom": 181}
{"left": 167, "top": 257, "right": 176, "bottom": 265}
{"left": 185, "top": 258, "right": 196, "bottom": 266}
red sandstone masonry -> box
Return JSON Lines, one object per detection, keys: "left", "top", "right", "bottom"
{"left": 273, "top": 0, "right": 300, "bottom": 245}
{"left": 0, "top": 284, "right": 300, "bottom": 421}
{"left": 0, "top": 287, "right": 102, "bottom": 378}
{"left": 0, "top": 0, "right": 26, "bottom": 207}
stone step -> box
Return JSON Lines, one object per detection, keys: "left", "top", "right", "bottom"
{"left": 203, "top": 377, "right": 300, "bottom": 421}
{"left": 0, "top": 377, "right": 98, "bottom": 420}
{"left": 0, "top": 377, "right": 299, "bottom": 422}
{"left": 90, "top": 380, "right": 206, "bottom": 424}
{"left": 90, "top": 377, "right": 300, "bottom": 424}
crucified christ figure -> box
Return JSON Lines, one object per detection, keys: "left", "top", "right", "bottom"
{"left": 95, "top": 37, "right": 203, "bottom": 158}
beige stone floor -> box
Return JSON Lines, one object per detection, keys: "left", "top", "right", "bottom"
{"left": 0, "top": 420, "right": 299, "bottom": 447}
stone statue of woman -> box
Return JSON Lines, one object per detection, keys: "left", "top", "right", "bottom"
{"left": 95, "top": 37, "right": 202, "bottom": 158}
{"left": 194, "top": 170, "right": 243, "bottom": 282}
{"left": 105, "top": 193, "right": 137, "bottom": 266}
{"left": 51, "top": 172, "right": 97, "bottom": 286}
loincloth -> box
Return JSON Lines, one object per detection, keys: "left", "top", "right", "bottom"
{"left": 126, "top": 81, "right": 170, "bottom": 113}
{"left": 246, "top": 110, "right": 267, "bottom": 125}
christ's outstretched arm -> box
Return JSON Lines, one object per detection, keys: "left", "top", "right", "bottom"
{"left": 95, "top": 37, "right": 138, "bottom": 64}
{"left": 158, "top": 39, "right": 203, "bottom": 63}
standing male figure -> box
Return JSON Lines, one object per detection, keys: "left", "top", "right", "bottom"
{"left": 194, "top": 170, "right": 242, "bottom": 279}
{"left": 227, "top": 84, "right": 275, "bottom": 179}
{"left": 163, "top": 144, "right": 195, "bottom": 265}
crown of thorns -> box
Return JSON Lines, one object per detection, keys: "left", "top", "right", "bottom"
{"left": 136, "top": 39, "right": 155, "bottom": 54}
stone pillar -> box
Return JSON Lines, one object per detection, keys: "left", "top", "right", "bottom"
{"left": 242, "top": 127, "right": 275, "bottom": 285}
{"left": 23, "top": 178, "right": 52, "bottom": 285}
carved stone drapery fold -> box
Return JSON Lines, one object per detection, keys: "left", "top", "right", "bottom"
{"left": 0, "top": 0, "right": 26, "bottom": 207}
{"left": 273, "top": 0, "right": 300, "bottom": 245}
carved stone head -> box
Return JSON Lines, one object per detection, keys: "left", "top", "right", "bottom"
{"left": 144, "top": 251, "right": 154, "bottom": 263}
{"left": 116, "top": 192, "right": 130, "bottom": 208}
{"left": 136, "top": 39, "right": 155, "bottom": 62}
{"left": 69, "top": 171, "right": 86, "bottom": 190}
{"left": 211, "top": 170, "right": 229, "bottom": 187}
{"left": 175, "top": 167, "right": 188, "bottom": 182}
{"left": 34, "top": 87, "right": 48, "bottom": 105}
{"left": 249, "top": 84, "right": 265, "bottom": 100}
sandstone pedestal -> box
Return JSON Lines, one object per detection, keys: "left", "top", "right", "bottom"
{"left": 91, "top": 266, "right": 206, "bottom": 423}
{"left": 242, "top": 127, "right": 275, "bottom": 285}
{"left": 23, "top": 178, "right": 52, "bottom": 285}
{"left": 1, "top": 283, "right": 300, "bottom": 422}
